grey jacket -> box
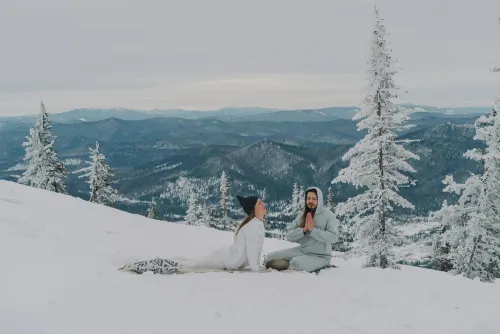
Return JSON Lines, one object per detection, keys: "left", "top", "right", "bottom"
{"left": 285, "top": 187, "right": 339, "bottom": 258}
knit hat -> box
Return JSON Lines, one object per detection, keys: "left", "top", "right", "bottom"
{"left": 236, "top": 195, "right": 259, "bottom": 215}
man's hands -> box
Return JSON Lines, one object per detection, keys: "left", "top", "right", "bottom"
{"left": 303, "top": 212, "right": 315, "bottom": 233}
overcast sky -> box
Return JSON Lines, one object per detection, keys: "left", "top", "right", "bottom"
{"left": 2, "top": 0, "right": 500, "bottom": 116}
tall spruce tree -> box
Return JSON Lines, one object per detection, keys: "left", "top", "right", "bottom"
{"left": 184, "top": 191, "right": 200, "bottom": 225}
{"left": 76, "top": 142, "right": 118, "bottom": 206}
{"left": 332, "top": 7, "right": 419, "bottom": 269}
{"left": 326, "top": 186, "right": 335, "bottom": 211}
{"left": 218, "top": 171, "right": 233, "bottom": 230}
{"left": 219, "top": 171, "right": 230, "bottom": 216}
{"left": 19, "top": 102, "right": 67, "bottom": 194}
{"left": 298, "top": 185, "right": 305, "bottom": 212}
{"left": 290, "top": 182, "right": 300, "bottom": 216}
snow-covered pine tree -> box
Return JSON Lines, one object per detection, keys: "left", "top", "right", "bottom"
{"left": 429, "top": 198, "right": 461, "bottom": 272}
{"left": 184, "top": 191, "right": 199, "bottom": 225}
{"left": 19, "top": 126, "right": 42, "bottom": 187}
{"left": 326, "top": 186, "right": 336, "bottom": 211}
{"left": 332, "top": 7, "right": 419, "bottom": 269}
{"left": 198, "top": 200, "right": 214, "bottom": 227}
{"left": 432, "top": 23, "right": 500, "bottom": 281}
{"left": 290, "top": 182, "right": 300, "bottom": 216}
{"left": 19, "top": 102, "right": 68, "bottom": 194}
{"left": 218, "top": 171, "right": 233, "bottom": 230}
{"left": 147, "top": 198, "right": 159, "bottom": 219}
{"left": 219, "top": 171, "right": 230, "bottom": 217}
{"left": 434, "top": 103, "right": 500, "bottom": 282}
{"left": 298, "top": 185, "right": 305, "bottom": 212}
{"left": 76, "top": 142, "right": 119, "bottom": 206}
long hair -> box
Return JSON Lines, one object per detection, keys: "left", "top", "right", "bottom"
{"left": 234, "top": 211, "right": 255, "bottom": 239}
{"left": 298, "top": 206, "right": 309, "bottom": 228}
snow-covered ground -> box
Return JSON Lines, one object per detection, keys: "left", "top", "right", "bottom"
{"left": 1, "top": 180, "right": 499, "bottom": 334}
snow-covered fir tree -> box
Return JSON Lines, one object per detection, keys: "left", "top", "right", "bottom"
{"left": 219, "top": 171, "right": 230, "bottom": 217}
{"left": 147, "top": 198, "right": 159, "bottom": 220}
{"left": 19, "top": 126, "right": 44, "bottom": 187}
{"left": 432, "top": 104, "right": 500, "bottom": 282}
{"left": 332, "top": 8, "right": 419, "bottom": 269}
{"left": 432, "top": 23, "right": 500, "bottom": 281}
{"left": 298, "top": 185, "right": 305, "bottom": 212}
{"left": 290, "top": 182, "right": 300, "bottom": 216}
{"left": 76, "top": 142, "right": 119, "bottom": 206}
{"left": 326, "top": 186, "right": 336, "bottom": 211}
{"left": 184, "top": 191, "right": 199, "bottom": 225}
{"left": 18, "top": 102, "right": 68, "bottom": 194}
{"left": 429, "top": 199, "right": 456, "bottom": 272}
{"left": 218, "top": 171, "right": 233, "bottom": 230}
{"left": 198, "top": 200, "right": 214, "bottom": 228}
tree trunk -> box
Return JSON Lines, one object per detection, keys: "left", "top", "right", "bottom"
{"left": 377, "top": 95, "right": 388, "bottom": 268}
{"left": 465, "top": 235, "right": 480, "bottom": 278}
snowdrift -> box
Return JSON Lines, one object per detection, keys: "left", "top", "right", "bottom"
{"left": 0, "top": 180, "right": 498, "bottom": 334}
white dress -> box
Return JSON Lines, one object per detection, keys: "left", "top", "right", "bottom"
{"left": 178, "top": 217, "right": 265, "bottom": 271}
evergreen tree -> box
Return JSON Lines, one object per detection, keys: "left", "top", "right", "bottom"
{"left": 326, "top": 186, "right": 336, "bottom": 211}
{"left": 19, "top": 102, "right": 67, "bottom": 194}
{"left": 76, "top": 142, "right": 118, "bottom": 206}
{"left": 434, "top": 105, "right": 500, "bottom": 282}
{"left": 429, "top": 200, "right": 455, "bottom": 272}
{"left": 198, "top": 200, "right": 215, "bottom": 228}
{"left": 147, "top": 198, "right": 159, "bottom": 220}
{"left": 219, "top": 171, "right": 233, "bottom": 230}
{"left": 19, "top": 126, "right": 43, "bottom": 187}
{"left": 332, "top": 8, "right": 419, "bottom": 269}
{"left": 432, "top": 20, "right": 500, "bottom": 281}
{"left": 298, "top": 185, "right": 305, "bottom": 212}
{"left": 290, "top": 182, "right": 300, "bottom": 216}
{"left": 219, "top": 171, "right": 230, "bottom": 216}
{"left": 184, "top": 191, "right": 199, "bottom": 225}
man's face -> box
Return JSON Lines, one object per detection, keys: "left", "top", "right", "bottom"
{"left": 306, "top": 191, "right": 318, "bottom": 209}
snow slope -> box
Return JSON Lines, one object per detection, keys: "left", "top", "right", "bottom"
{"left": 0, "top": 180, "right": 498, "bottom": 334}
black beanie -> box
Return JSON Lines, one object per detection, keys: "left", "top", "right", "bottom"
{"left": 236, "top": 195, "right": 259, "bottom": 215}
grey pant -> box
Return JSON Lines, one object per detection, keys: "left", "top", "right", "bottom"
{"left": 265, "top": 246, "right": 331, "bottom": 272}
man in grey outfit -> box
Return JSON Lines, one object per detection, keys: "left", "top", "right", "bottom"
{"left": 265, "top": 186, "right": 339, "bottom": 272}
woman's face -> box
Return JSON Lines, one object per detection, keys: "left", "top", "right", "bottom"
{"left": 254, "top": 199, "right": 267, "bottom": 216}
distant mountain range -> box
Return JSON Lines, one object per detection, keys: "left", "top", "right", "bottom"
{"left": 0, "top": 106, "right": 487, "bottom": 222}
{"left": 0, "top": 104, "right": 491, "bottom": 124}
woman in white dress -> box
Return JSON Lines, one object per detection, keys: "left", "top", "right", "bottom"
{"left": 120, "top": 195, "right": 267, "bottom": 274}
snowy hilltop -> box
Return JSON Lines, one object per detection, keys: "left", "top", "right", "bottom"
{"left": 0, "top": 180, "right": 499, "bottom": 334}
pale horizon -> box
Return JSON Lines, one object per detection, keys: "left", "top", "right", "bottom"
{"left": 2, "top": 0, "right": 500, "bottom": 116}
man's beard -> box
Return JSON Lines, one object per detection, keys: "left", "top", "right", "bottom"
{"left": 306, "top": 204, "right": 317, "bottom": 216}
